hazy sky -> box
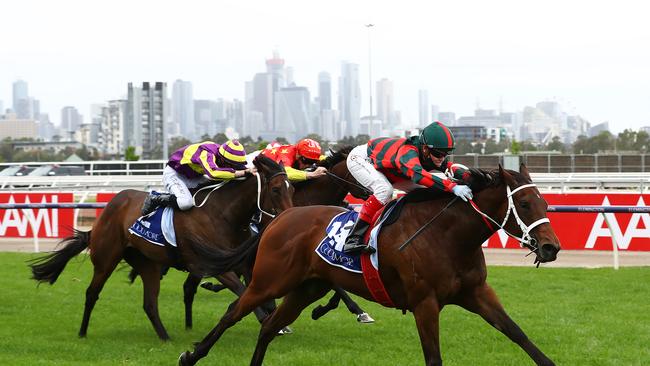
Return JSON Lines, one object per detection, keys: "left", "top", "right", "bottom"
{"left": 1, "top": 0, "right": 649, "bottom": 133}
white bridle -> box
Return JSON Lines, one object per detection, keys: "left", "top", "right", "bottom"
{"left": 470, "top": 183, "right": 550, "bottom": 250}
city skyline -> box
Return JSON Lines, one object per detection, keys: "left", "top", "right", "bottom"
{"left": 1, "top": 0, "right": 649, "bottom": 133}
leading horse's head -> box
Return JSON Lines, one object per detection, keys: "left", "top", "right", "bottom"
{"left": 496, "top": 164, "right": 561, "bottom": 263}
{"left": 253, "top": 154, "right": 294, "bottom": 216}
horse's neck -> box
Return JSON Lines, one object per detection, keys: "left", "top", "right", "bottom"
{"left": 201, "top": 177, "right": 258, "bottom": 225}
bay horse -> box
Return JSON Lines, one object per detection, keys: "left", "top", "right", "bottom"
{"left": 181, "top": 146, "right": 374, "bottom": 328}
{"left": 29, "top": 155, "right": 293, "bottom": 341}
{"left": 178, "top": 164, "right": 561, "bottom": 366}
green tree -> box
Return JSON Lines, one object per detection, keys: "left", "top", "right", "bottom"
{"left": 546, "top": 136, "right": 565, "bottom": 152}
{"left": 510, "top": 139, "right": 522, "bottom": 154}
{"left": 212, "top": 133, "right": 228, "bottom": 144}
{"left": 169, "top": 137, "right": 191, "bottom": 152}
{"left": 274, "top": 137, "right": 289, "bottom": 145}
{"left": 453, "top": 140, "right": 473, "bottom": 155}
{"left": 124, "top": 146, "right": 140, "bottom": 161}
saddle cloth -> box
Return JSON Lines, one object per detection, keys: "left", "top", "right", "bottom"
{"left": 314, "top": 202, "right": 399, "bottom": 273}
{"left": 128, "top": 206, "right": 177, "bottom": 247}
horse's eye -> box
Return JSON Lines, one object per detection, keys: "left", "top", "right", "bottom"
{"left": 520, "top": 201, "right": 530, "bottom": 209}
{"left": 272, "top": 187, "right": 281, "bottom": 194}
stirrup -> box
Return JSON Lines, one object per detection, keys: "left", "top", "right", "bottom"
{"left": 343, "top": 239, "right": 375, "bottom": 255}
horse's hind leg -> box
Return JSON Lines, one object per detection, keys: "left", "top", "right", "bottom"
{"left": 458, "top": 283, "right": 555, "bottom": 366}
{"left": 311, "top": 290, "right": 341, "bottom": 320}
{"left": 249, "top": 279, "right": 331, "bottom": 366}
{"left": 183, "top": 273, "right": 201, "bottom": 329}
{"left": 79, "top": 251, "right": 122, "bottom": 338}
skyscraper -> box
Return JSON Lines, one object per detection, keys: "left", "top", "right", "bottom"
{"left": 418, "top": 89, "right": 429, "bottom": 128}
{"left": 61, "top": 106, "right": 83, "bottom": 139}
{"left": 376, "top": 78, "right": 394, "bottom": 129}
{"left": 318, "top": 72, "right": 332, "bottom": 111}
{"left": 127, "top": 82, "right": 168, "bottom": 159}
{"left": 339, "top": 61, "right": 361, "bottom": 137}
{"left": 12, "top": 80, "right": 28, "bottom": 113}
{"left": 172, "top": 79, "right": 195, "bottom": 139}
{"left": 274, "top": 86, "right": 311, "bottom": 142}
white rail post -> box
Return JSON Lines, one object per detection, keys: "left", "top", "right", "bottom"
{"left": 601, "top": 212, "right": 620, "bottom": 270}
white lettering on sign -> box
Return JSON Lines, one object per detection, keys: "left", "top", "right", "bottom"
{"left": 0, "top": 195, "right": 59, "bottom": 237}
{"left": 482, "top": 229, "right": 511, "bottom": 248}
{"left": 585, "top": 196, "right": 650, "bottom": 250}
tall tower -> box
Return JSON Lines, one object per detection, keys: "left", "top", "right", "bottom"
{"left": 338, "top": 61, "right": 361, "bottom": 137}
{"left": 127, "top": 82, "right": 168, "bottom": 159}
{"left": 12, "top": 80, "right": 28, "bottom": 113}
{"left": 318, "top": 72, "right": 332, "bottom": 111}
{"left": 172, "top": 79, "right": 195, "bottom": 139}
{"left": 376, "top": 78, "right": 394, "bottom": 129}
{"left": 418, "top": 89, "right": 430, "bottom": 128}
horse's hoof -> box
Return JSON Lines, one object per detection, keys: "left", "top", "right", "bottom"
{"left": 357, "top": 312, "right": 375, "bottom": 324}
{"left": 277, "top": 326, "right": 293, "bottom": 335}
{"left": 178, "top": 351, "right": 193, "bottom": 366}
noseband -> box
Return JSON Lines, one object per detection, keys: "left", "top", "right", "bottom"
{"left": 470, "top": 183, "right": 550, "bottom": 252}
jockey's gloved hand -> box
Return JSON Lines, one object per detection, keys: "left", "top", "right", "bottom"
{"left": 452, "top": 184, "right": 473, "bottom": 202}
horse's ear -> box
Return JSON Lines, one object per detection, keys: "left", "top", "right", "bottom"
{"left": 519, "top": 163, "right": 531, "bottom": 180}
{"left": 498, "top": 164, "right": 515, "bottom": 187}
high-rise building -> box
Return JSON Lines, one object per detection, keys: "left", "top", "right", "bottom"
{"left": 339, "top": 61, "right": 361, "bottom": 137}
{"left": 194, "top": 99, "right": 218, "bottom": 138}
{"left": 0, "top": 100, "right": 4, "bottom": 115}
{"left": 431, "top": 105, "right": 440, "bottom": 122}
{"left": 12, "top": 80, "right": 28, "bottom": 113}
{"left": 274, "top": 86, "right": 311, "bottom": 142}
{"left": 172, "top": 79, "right": 195, "bottom": 139}
{"left": 376, "top": 78, "right": 394, "bottom": 130}
{"left": 99, "top": 100, "right": 127, "bottom": 156}
{"left": 61, "top": 106, "right": 83, "bottom": 139}
{"left": 0, "top": 112, "right": 38, "bottom": 140}
{"left": 127, "top": 82, "right": 168, "bottom": 159}
{"left": 318, "top": 72, "right": 332, "bottom": 111}
{"left": 438, "top": 112, "right": 456, "bottom": 126}
{"left": 418, "top": 89, "right": 429, "bottom": 128}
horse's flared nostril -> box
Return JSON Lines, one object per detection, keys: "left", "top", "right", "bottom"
{"left": 540, "top": 243, "right": 559, "bottom": 262}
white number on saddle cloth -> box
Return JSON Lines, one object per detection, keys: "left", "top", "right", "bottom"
{"left": 327, "top": 220, "right": 355, "bottom": 251}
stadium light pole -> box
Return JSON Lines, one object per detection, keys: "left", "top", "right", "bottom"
{"left": 365, "top": 23, "right": 374, "bottom": 126}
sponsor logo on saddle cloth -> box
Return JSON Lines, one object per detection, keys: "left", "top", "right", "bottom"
{"left": 315, "top": 209, "right": 386, "bottom": 273}
{"left": 128, "top": 202, "right": 177, "bottom": 247}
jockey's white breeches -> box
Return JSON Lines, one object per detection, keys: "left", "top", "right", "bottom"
{"left": 162, "top": 166, "right": 210, "bottom": 210}
{"left": 346, "top": 145, "right": 393, "bottom": 204}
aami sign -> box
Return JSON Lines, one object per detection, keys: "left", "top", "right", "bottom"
{"left": 0, "top": 193, "right": 74, "bottom": 238}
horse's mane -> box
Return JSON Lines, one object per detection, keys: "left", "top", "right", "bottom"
{"left": 318, "top": 145, "right": 353, "bottom": 169}
{"left": 254, "top": 154, "right": 285, "bottom": 176}
{"left": 401, "top": 168, "right": 530, "bottom": 204}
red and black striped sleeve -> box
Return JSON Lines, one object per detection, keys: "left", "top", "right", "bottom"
{"left": 396, "top": 146, "right": 455, "bottom": 192}
{"left": 441, "top": 160, "right": 470, "bottom": 182}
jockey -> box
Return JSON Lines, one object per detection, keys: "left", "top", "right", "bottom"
{"left": 141, "top": 140, "right": 253, "bottom": 215}
{"left": 342, "top": 121, "right": 474, "bottom": 254}
{"left": 261, "top": 138, "right": 328, "bottom": 182}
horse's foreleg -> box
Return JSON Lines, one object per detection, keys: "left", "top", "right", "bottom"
{"left": 413, "top": 297, "right": 443, "bottom": 366}
{"left": 139, "top": 262, "right": 170, "bottom": 340}
{"left": 212, "top": 271, "right": 270, "bottom": 323}
{"left": 459, "top": 283, "right": 555, "bottom": 366}
{"left": 178, "top": 287, "right": 271, "bottom": 366}
{"left": 79, "top": 255, "right": 121, "bottom": 338}
{"left": 250, "top": 280, "right": 331, "bottom": 366}
{"left": 183, "top": 273, "right": 201, "bottom": 329}
{"left": 336, "top": 287, "right": 366, "bottom": 315}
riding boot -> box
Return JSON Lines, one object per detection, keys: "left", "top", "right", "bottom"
{"left": 141, "top": 193, "right": 178, "bottom": 216}
{"left": 342, "top": 219, "right": 372, "bottom": 254}
{"left": 342, "top": 194, "right": 385, "bottom": 255}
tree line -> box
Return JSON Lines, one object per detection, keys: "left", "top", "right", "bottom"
{"left": 2, "top": 129, "right": 647, "bottom": 163}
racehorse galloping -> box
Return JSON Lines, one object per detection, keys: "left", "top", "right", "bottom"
{"left": 29, "top": 155, "right": 293, "bottom": 341}
{"left": 179, "top": 165, "right": 561, "bottom": 366}
{"left": 182, "top": 146, "right": 373, "bottom": 327}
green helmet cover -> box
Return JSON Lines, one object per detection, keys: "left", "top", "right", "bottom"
{"left": 420, "top": 121, "right": 455, "bottom": 151}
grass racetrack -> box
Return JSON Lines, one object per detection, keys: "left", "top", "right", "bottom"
{"left": 1, "top": 252, "right": 649, "bottom": 365}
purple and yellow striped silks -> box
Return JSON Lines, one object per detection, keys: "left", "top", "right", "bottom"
{"left": 167, "top": 140, "right": 247, "bottom": 180}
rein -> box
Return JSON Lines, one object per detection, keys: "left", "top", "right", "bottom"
{"left": 192, "top": 181, "right": 229, "bottom": 207}
{"left": 325, "top": 171, "right": 373, "bottom": 198}
{"left": 468, "top": 183, "right": 550, "bottom": 252}
{"left": 398, "top": 197, "right": 459, "bottom": 251}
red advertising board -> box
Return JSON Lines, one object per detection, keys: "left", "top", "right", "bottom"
{"left": 0, "top": 193, "right": 74, "bottom": 238}
{"left": 93, "top": 191, "right": 650, "bottom": 251}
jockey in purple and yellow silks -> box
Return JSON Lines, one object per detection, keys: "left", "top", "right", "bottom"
{"left": 342, "top": 121, "right": 475, "bottom": 254}
{"left": 141, "top": 140, "right": 253, "bottom": 215}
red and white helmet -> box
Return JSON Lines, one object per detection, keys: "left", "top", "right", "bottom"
{"left": 296, "top": 139, "right": 322, "bottom": 160}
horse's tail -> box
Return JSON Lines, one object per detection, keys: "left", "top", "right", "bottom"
{"left": 188, "top": 233, "right": 261, "bottom": 277}
{"left": 29, "top": 229, "right": 91, "bottom": 284}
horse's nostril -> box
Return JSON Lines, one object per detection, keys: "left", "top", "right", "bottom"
{"left": 541, "top": 243, "right": 558, "bottom": 261}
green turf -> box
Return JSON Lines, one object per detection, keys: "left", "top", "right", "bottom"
{"left": 1, "top": 252, "right": 648, "bottom": 365}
